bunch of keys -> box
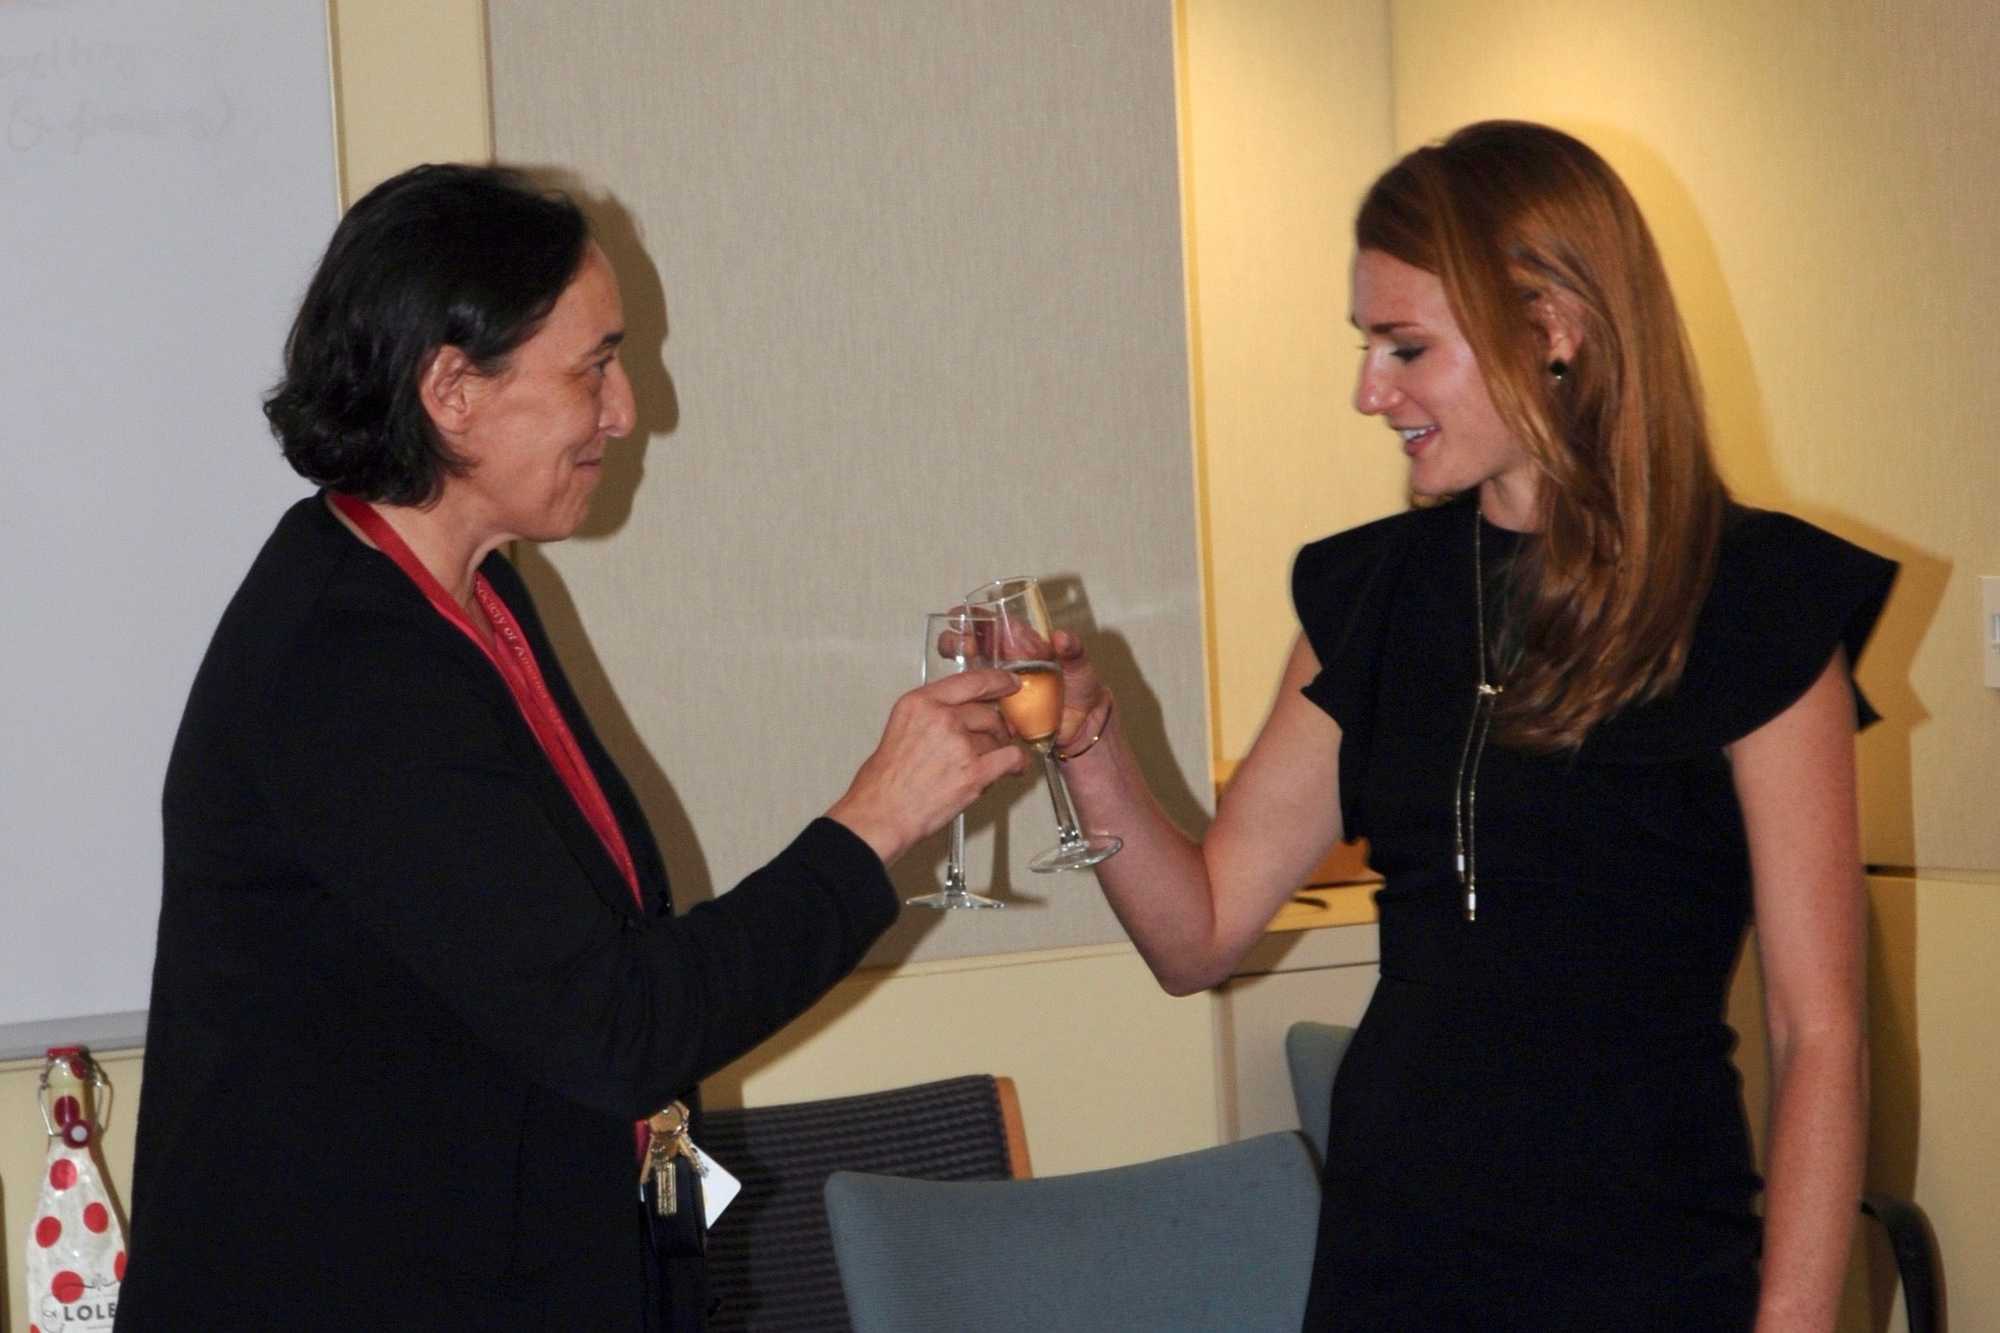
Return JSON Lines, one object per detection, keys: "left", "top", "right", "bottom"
{"left": 643, "top": 1101, "right": 700, "bottom": 1221}
{"left": 639, "top": 1098, "right": 740, "bottom": 1261}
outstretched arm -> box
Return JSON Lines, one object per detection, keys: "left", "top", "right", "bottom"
{"left": 1057, "top": 633, "right": 1347, "bottom": 994}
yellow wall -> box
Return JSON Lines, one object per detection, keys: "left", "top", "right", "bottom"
{"left": 1385, "top": 0, "right": 2000, "bottom": 876}
{"left": 1181, "top": 0, "right": 1404, "bottom": 764}
{"left": 327, "top": 0, "right": 492, "bottom": 202}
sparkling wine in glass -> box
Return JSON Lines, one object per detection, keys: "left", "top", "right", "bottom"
{"left": 905, "top": 608, "right": 1006, "bottom": 910}
{"left": 965, "top": 576, "right": 1121, "bottom": 873}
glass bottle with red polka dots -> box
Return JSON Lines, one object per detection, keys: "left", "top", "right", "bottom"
{"left": 24, "top": 1047, "right": 126, "bottom": 1333}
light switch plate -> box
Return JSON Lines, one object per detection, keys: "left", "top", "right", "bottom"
{"left": 1983, "top": 576, "right": 2000, "bottom": 689}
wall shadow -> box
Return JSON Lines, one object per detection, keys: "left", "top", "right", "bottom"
{"left": 1038, "top": 570, "right": 1211, "bottom": 839}
{"left": 514, "top": 170, "right": 680, "bottom": 543}
{"left": 512, "top": 545, "right": 716, "bottom": 910}
{"left": 497, "top": 179, "right": 716, "bottom": 910}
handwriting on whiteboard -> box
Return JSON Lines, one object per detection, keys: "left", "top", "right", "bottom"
{"left": 9, "top": 87, "right": 232, "bottom": 152}
{"left": 1, "top": 5, "right": 235, "bottom": 156}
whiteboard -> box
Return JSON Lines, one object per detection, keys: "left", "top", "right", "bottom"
{"left": 0, "top": 0, "right": 336, "bottom": 1053}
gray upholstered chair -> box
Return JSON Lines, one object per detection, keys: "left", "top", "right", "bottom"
{"left": 1283, "top": 1020, "right": 1356, "bottom": 1169}
{"left": 824, "top": 1130, "right": 1321, "bottom": 1332}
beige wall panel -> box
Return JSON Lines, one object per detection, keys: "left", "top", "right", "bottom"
{"left": 1388, "top": 0, "right": 2000, "bottom": 872}
{"left": 327, "top": 0, "right": 491, "bottom": 202}
{"left": 700, "top": 947, "right": 1220, "bottom": 1177}
{"left": 487, "top": 1, "right": 1207, "bottom": 962}
{"left": 1181, "top": 0, "right": 1403, "bottom": 763}
{"left": 1731, "top": 874, "right": 1996, "bottom": 1330}
{"left": 1906, "top": 873, "right": 2000, "bottom": 1331}
{"left": 1215, "top": 960, "right": 1379, "bottom": 1143}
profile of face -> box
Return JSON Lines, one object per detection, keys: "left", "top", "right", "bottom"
{"left": 1349, "top": 248, "right": 1540, "bottom": 529}
{"left": 427, "top": 242, "right": 638, "bottom": 544}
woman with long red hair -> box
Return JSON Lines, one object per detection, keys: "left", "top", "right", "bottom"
{"left": 1052, "top": 122, "right": 1894, "bottom": 1328}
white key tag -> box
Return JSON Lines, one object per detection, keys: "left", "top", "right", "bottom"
{"left": 685, "top": 1139, "right": 740, "bottom": 1229}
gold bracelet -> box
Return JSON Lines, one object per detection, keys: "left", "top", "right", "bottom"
{"left": 1055, "top": 698, "right": 1113, "bottom": 763}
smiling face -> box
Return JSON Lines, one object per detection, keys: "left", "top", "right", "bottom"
{"left": 446, "top": 243, "right": 636, "bottom": 545}
{"left": 1350, "top": 248, "right": 1541, "bottom": 530}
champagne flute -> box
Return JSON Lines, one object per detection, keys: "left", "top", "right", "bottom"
{"left": 906, "top": 608, "right": 1007, "bottom": 910}
{"left": 964, "top": 577, "right": 1121, "bottom": 873}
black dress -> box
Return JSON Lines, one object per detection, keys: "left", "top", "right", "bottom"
{"left": 1291, "top": 497, "right": 1896, "bottom": 1331}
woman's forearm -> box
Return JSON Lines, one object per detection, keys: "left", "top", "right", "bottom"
{"left": 1057, "top": 709, "right": 1240, "bottom": 993}
{"left": 1056, "top": 646, "right": 1345, "bottom": 994}
{"left": 1754, "top": 1029, "right": 1867, "bottom": 1331}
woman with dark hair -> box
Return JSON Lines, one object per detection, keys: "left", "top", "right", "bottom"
{"left": 118, "top": 164, "right": 1025, "bottom": 1331}
{"left": 1047, "top": 123, "right": 1894, "bottom": 1327}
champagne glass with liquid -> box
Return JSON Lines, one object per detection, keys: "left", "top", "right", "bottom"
{"left": 906, "top": 608, "right": 1006, "bottom": 909}
{"left": 964, "top": 577, "right": 1121, "bottom": 873}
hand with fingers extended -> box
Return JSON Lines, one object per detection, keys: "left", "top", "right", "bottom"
{"left": 1048, "top": 628, "right": 1114, "bottom": 757}
{"left": 826, "top": 667, "right": 1031, "bottom": 865}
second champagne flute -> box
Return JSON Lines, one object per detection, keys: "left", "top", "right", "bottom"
{"left": 965, "top": 576, "right": 1121, "bottom": 873}
{"left": 906, "top": 608, "right": 1006, "bottom": 909}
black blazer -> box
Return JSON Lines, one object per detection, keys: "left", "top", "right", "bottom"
{"left": 118, "top": 496, "right": 896, "bottom": 1330}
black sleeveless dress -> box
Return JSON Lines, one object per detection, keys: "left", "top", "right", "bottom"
{"left": 1291, "top": 497, "right": 1896, "bottom": 1331}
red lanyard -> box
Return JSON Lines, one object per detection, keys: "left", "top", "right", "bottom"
{"left": 328, "top": 493, "right": 643, "bottom": 911}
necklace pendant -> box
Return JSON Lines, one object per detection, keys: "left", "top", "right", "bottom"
{"left": 1455, "top": 505, "right": 1497, "bottom": 928}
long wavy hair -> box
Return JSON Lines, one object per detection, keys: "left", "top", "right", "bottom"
{"left": 1356, "top": 121, "right": 1728, "bottom": 751}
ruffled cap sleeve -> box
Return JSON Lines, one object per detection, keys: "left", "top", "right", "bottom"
{"left": 1580, "top": 508, "right": 1898, "bottom": 764}
{"left": 1291, "top": 508, "right": 1432, "bottom": 836}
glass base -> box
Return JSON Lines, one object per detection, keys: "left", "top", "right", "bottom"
{"left": 1028, "top": 834, "right": 1122, "bottom": 874}
{"left": 905, "top": 889, "right": 1007, "bottom": 910}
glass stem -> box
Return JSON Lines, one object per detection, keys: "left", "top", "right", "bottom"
{"left": 1039, "top": 748, "right": 1085, "bottom": 849}
{"left": 945, "top": 812, "right": 968, "bottom": 894}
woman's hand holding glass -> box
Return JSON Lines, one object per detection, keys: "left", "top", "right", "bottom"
{"left": 965, "top": 576, "right": 1121, "bottom": 872}
{"left": 1043, "top": 624, "right": 1112, "bottom": 757}
{"left": 825, "top": 660, "right": 1028, "bottom": 871}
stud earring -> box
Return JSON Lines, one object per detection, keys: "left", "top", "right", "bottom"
{"left": 1548, "top": 358, "right": 1569, "bottom": 381}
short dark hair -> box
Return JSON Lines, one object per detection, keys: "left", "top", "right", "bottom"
{"left": 264, "top": 163, "right": 590, "bottom": 505}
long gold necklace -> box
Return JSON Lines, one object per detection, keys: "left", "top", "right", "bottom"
{"left": 1453, "top": 506, "right": 1501, "bottom": 922}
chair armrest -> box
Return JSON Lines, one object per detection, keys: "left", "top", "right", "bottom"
{"left": 1860, "top": 1192, "right": 1940, "bottom": 1333}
